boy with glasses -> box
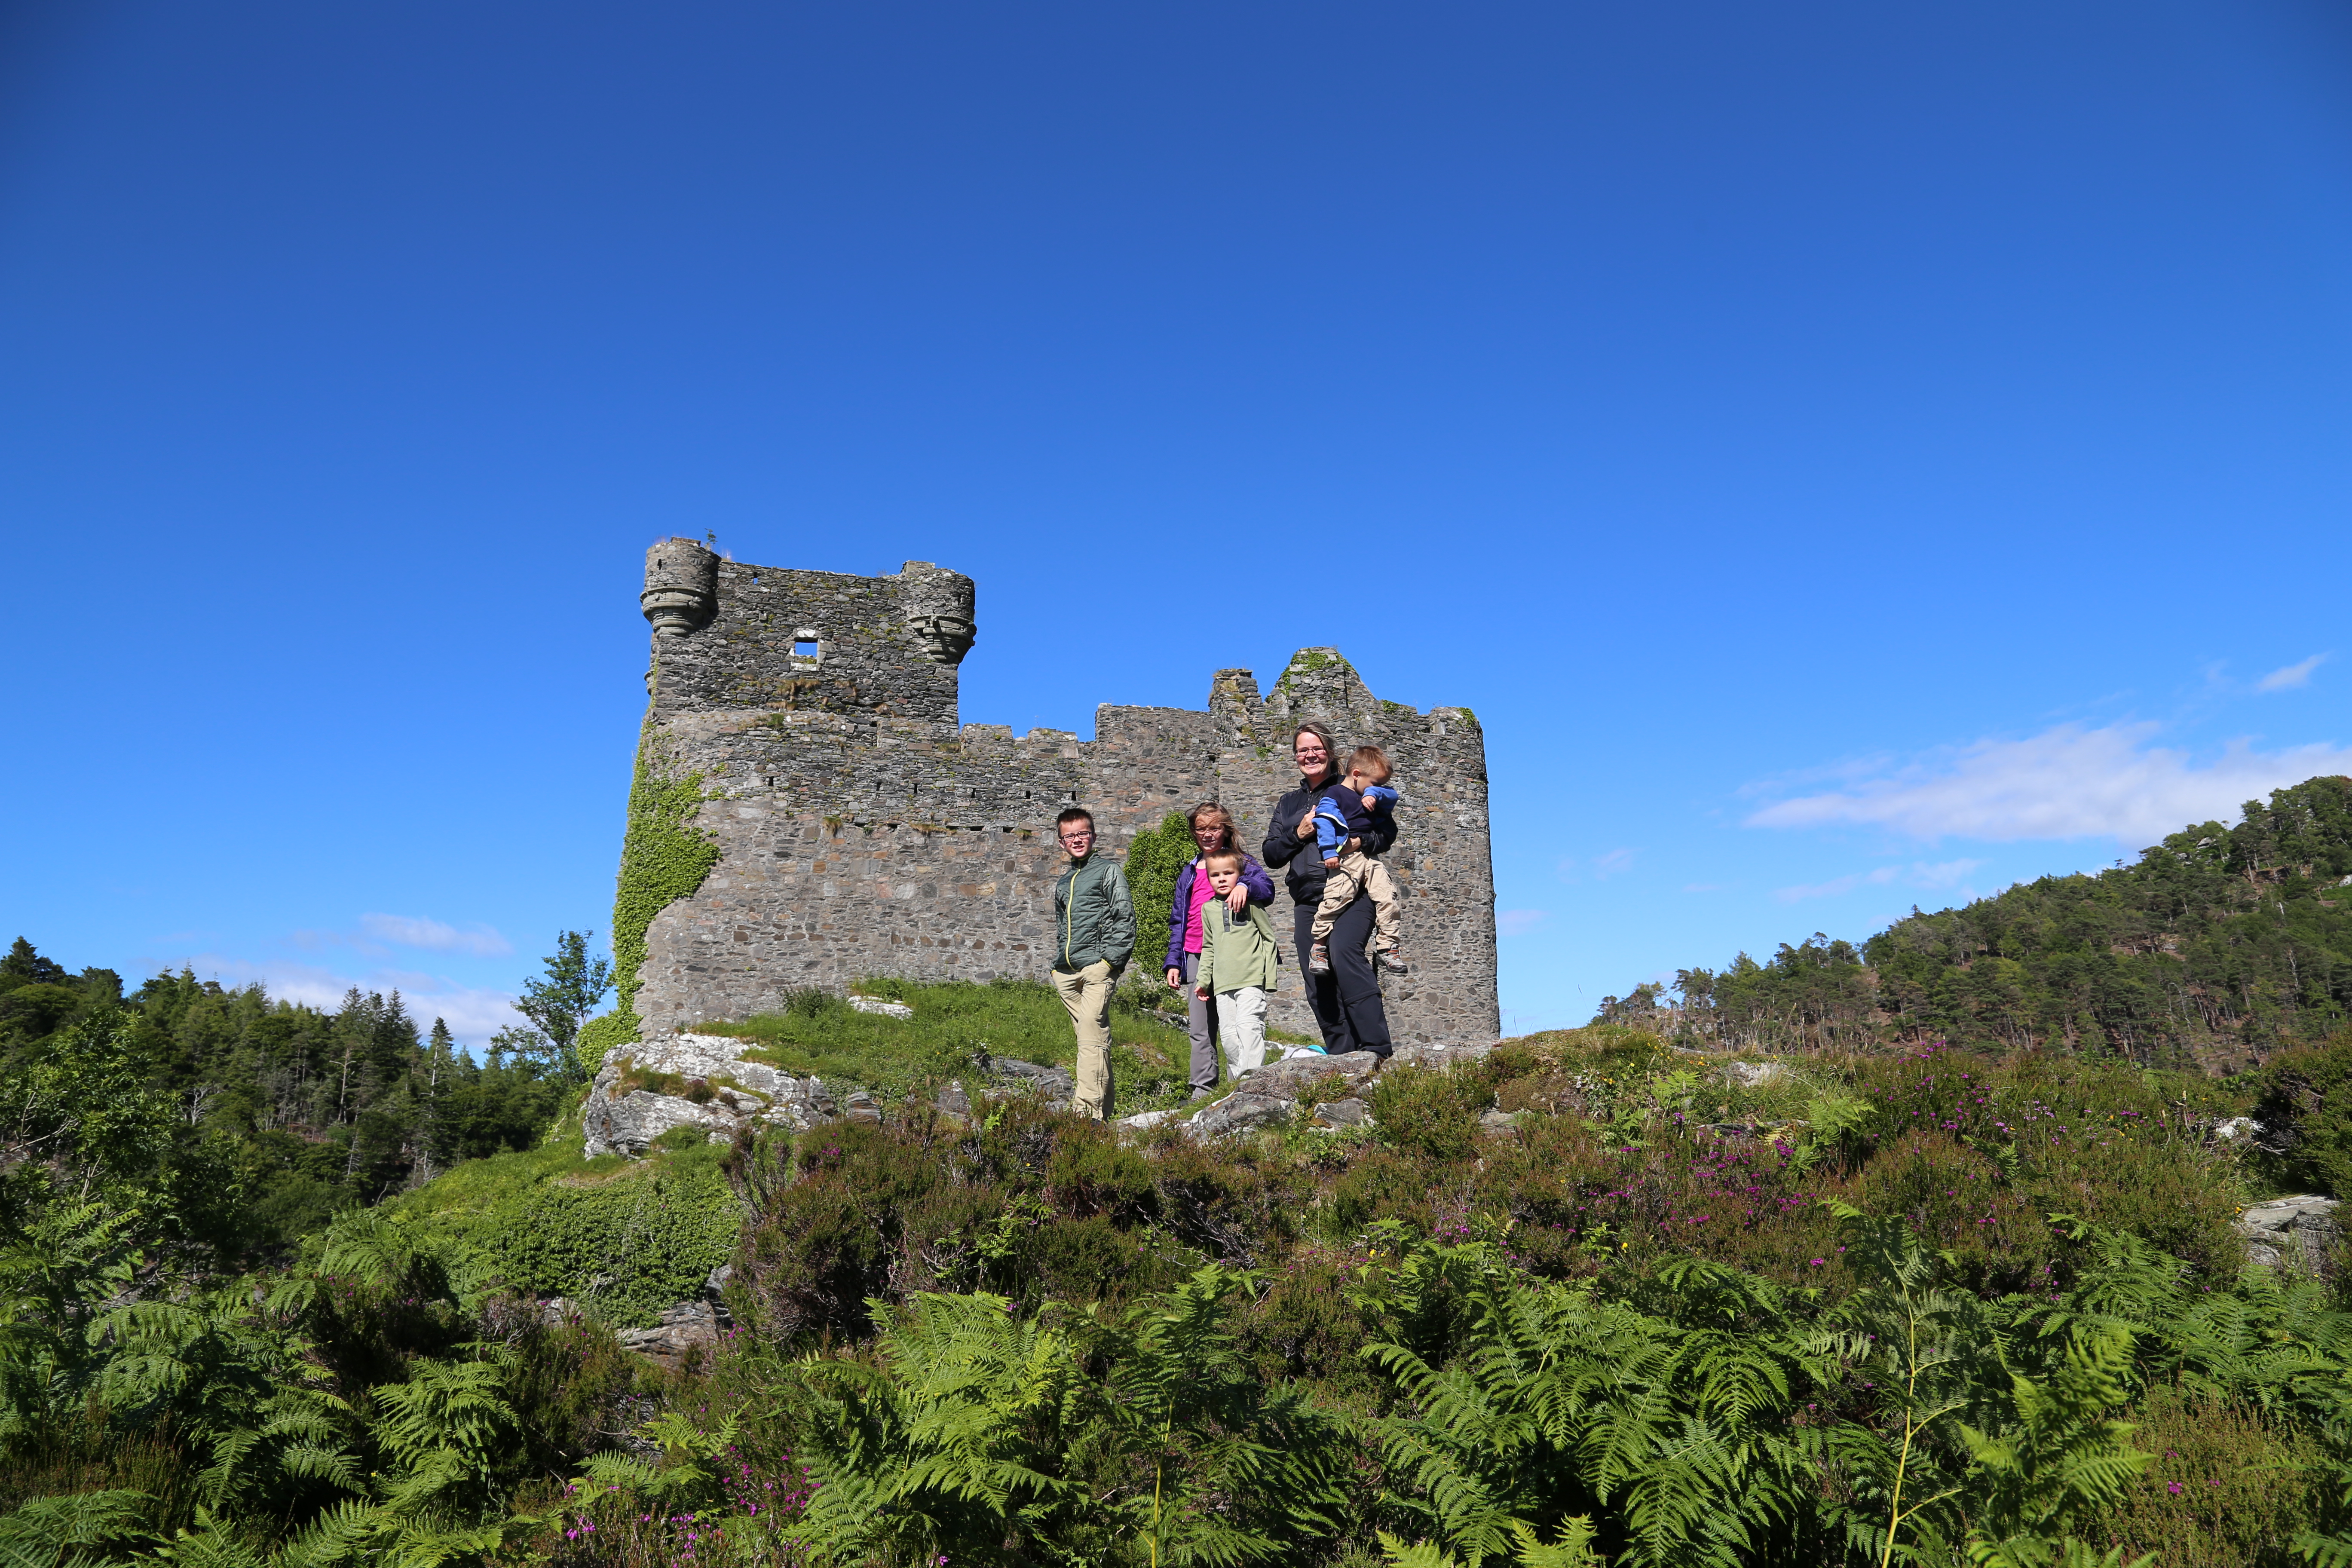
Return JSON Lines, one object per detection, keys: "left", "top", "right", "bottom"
{"left": 1050, "top": 807, "right": 1134, "bottom": 1119}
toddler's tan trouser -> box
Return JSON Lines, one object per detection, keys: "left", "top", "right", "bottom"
{"left": 1309, "top": 850, "right": 1402, "bottom": 953}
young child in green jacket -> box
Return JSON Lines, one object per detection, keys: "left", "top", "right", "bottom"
{"left": 1192, "top": 848, "right": 1286, "bottom": 1078}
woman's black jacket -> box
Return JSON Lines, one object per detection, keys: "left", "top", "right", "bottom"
{"left": 1260, "top": 782, "right": 1397, "bottom": 906}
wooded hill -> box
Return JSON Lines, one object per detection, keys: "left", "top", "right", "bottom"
{"left": 0, "top": 938, "right": 569, "bottom": 1262}
{"left": 1632, "top": 775, "right": 2352, "bottom": 1067}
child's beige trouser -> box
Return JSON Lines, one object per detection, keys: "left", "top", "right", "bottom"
{"left": 1310, "top": 850, "right": 1402, "bottom": 952}
{"left": 1052, "top": 960, "right": 1115, "bottom": 1119}
{"left": 1215, "top": 986, "right": 1268, "bottom": 1075}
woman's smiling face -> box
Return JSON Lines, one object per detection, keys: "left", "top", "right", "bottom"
{"left": 1293, "top": 733, "right": 1329, "bottom": 776}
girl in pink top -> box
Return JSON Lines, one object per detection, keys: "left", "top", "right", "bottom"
{"left": 1159, "top": 802, "right": 1276, "bottom": 1101}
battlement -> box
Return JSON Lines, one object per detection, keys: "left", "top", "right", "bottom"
{"left": 644, "top": 540, "right": 977, "bottom": 726}
{"left": 616, "top": 547, "right": 1497, "bottom": 1047}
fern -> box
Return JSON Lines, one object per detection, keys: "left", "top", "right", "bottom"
{"left": 1957, "top": 1327, "right": 2153, "bottom": 1564}
{"left": 581, "top": 1406, "right": 741, "bottom": 1508}
{"left": 1091, "top": 1266, "right": 1344, "bottom": 1565}
{"left": 1805, "top": 1200, "right": 2012, "bottom": 1565}
{"left": 1359, "top": 1233, "right": 1805, "bottom": 1568}
{"left": 1377, "top": 1518, "right": 1602, "bottom": 1568}
{"left": 2297, "top": 1531, "right": 2352, "bottom": 1567}
{"left": 787, "top": 1289, "right": 1090, "bottom": 1563}
{"left": 0, "top": 1490, "right": 159, "bottom": 1568}
{"left": 0, "top": 1205, "right": 142, "bottom": 1446}
{"left": 786, "top": 1273, "right": 1344, "bottom": 1566}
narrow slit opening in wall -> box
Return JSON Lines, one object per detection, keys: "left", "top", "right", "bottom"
{"left": 794, "top": 640, "right": 818, "bottom": 659}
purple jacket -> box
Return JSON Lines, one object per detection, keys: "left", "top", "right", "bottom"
{"left": 1163, "top": 854, "right": 1277, "bottom": 971}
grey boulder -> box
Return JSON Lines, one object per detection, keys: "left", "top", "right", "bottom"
{"left": 1186, "top": 1093, "right": 1291, "bottom": 1140}
{"left": 2236, "top": 1194, "right": 2339, "bottom": 1268}
{"left": 584, "top": 1031, "right": 839, "bottom": 1158}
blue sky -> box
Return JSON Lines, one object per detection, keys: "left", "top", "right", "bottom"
{"left": 5, "top": 1, "right": 2349, "bottom": 1043}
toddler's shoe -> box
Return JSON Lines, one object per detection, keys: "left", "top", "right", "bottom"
{"left": 1376, "top": 949, "right": 1409, "bottom": 977}
{"left": 1308, "top": 943, "right": 1331, "bottom": 973}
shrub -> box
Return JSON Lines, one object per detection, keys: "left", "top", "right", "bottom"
{"left": 391, "top": 1140, "right": 740, "bottom": 1328}
{"left": 2256, "top": 1028, "right": 2352, "bottom": 1197}
{"left": 494, "top": 1150, "right": 739, "bottom": 1326}
{"left": 2102, "top": 1385, "right": 2321, "bottom": 1566}
{"left": 1369, "top": 1063, "right": 1490, "bottom": 1163}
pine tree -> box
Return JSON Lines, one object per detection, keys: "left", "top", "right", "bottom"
{"left": 415, "top": 1019, "right": 457, "bottom": 1183}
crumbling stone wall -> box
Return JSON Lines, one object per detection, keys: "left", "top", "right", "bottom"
{"left": 621, "top": 540, "right": 1498, "bottom": 1046}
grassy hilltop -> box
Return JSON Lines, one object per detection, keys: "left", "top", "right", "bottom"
{"left": 8, "top": 778, "right": 2352, "bottom": 1565}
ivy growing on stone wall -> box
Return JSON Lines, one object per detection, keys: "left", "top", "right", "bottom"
{"left": 576, "top": 722, "right": 723, "bottom": 1072}
{"left": 1123, "top": 810, "right": 1197, "bottom": 974}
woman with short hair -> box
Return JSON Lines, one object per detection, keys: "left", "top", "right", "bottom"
{"left": 1161, "top": 802, "right": 1276, "bottom": 1099}
{"left": 1259, "top": 723, "right": 1394, "bottom": 1057}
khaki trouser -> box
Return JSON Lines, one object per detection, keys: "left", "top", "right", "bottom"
{"left": 1310, "top": 849, "right": 1402, "bottom": 952}
{"left": 1052, "top": 960, "right": 1115, "bottom": 1119}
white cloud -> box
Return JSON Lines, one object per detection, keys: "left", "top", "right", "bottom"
{"left": 1592, "top": 848, "right": 1637, "bottom": 879}
{"left": 1746, "top": 723, "right": 2352, "bottom": 847}
{"left": 1777, "top": 866, "right": 1899, "bottom": 902}
{"left": 2259, "top": 654, "right": 2327, "bottom": 692}
{"left": 1775, "top": 859, "right": 1984, "bottom": 903}
{"left": 357, "top": 913, "right": 513, "bottom": 957}
{"left": 1497, "top": 909, "right": 1547, "bottom": 935}
{"left": 157, "top": 953, "right": 526, "bottom": 1048}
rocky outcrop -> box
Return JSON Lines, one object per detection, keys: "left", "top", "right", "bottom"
{"left": 584, "top": 1032, "right": 1091, "bottom": 1158}
{"left": 986, "top": 1055, "right": 1076, "bottom": 1099}
{"left": 584, "top": 1032, "right": 842, "bottom": 1158}
{"left": 1185, "top": 1093, "right": 1294, "bottom": 1139}
{"left": 1241, "top": 1049, "right": 1384, "bottom": 1099}
{"left": 2236, "top": 1195, "right": 2339, "bottom": 1269}
{"left": 545, "top": 1265, "right": 736, "bottom": 1372}
{"left": 1114, "top": 1043, "right": 1496, "bottom": 1142}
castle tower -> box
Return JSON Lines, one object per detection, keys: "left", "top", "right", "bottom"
{"left": 607, "top": 549, "right": 1496, "bottom": 1050}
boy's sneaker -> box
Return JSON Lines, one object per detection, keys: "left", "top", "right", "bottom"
{"left": 1308, "top": 943, "right": 1331, "bottom": 973}
{"left": 1377, "top": 949, "right": 1409, "bottom": 977}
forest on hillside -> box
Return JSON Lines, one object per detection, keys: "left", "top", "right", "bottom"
{"left": 0, "top": 934, "right": 600, "bottom": 1264}
{"left": 1611, "top": 775, "right": 2352, "bottom": 1069}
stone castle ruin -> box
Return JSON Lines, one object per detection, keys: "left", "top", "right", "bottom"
{"left": 616, "top": 539, "right": 1498, "bottom": 1046}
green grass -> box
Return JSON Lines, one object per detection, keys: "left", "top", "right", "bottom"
{"left": 695, "top": 975, "right": 1200, "bottom": 1115}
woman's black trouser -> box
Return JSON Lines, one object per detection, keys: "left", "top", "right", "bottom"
{"left": 1292, "top": 897, "right": 1391, "bottom": 1057}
